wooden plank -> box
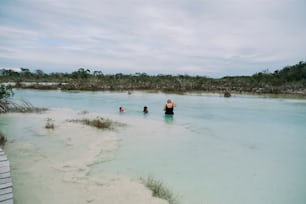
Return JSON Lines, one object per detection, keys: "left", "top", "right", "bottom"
{"left": 0, "top": 167, "right": 9, "bottom": 174}
{"left": 0, "top": 161, "right": 9, "bottom": 168}
{"left": 0, "top": 149, "right": 13, "bottom": 204}
{"left": 0, "top": 183, "right": 12, "bottom": 190}
{"left": 0, "top": 159, "right": 7, "bottom": 163}
{"left": 0, "top": 157, "right": 7, "bottom": 162}
{"left": 0, "top": 178, "right": 11, "bottom": 185}
{"left": 0, "top": 188, "right": 12, "bottom": 196}
{"left": 0, "top": 199, "right": 13, "bottom": 204}
{"left": 0, "top": 193, "right": 13, "bottom": 202}
{"left": 0, "top": 173, "right": 10, "bottom": 179}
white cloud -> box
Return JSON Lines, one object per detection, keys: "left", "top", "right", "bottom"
{"left": 0, "top": 0, "right": 305, "bottom": 77}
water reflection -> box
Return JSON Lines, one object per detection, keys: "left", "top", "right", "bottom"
{"left": 164, "top": 114, "right": 174, "bottom": 123}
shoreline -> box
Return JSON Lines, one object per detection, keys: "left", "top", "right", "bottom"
{"left": 2, "top": 61, "right": 305, "bottom": 99}
{"left": 11, "top": 86, "right": 306, "bottom": 99}
{"left": 3, "top": 108, "right": 169, "bottom": 204}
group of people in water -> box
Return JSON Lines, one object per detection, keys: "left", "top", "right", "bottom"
{"left": 119, "top": 99, "right": 176, "bottom": 115}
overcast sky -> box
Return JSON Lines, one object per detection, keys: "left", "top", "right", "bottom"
{"left": 1, "top": 0, "right": 305, "bottom": 77}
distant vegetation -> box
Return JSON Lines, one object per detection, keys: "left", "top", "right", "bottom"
{"left": 1, "top": 61, "right": 306, "bottom": 96}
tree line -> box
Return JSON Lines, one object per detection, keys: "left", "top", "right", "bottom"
{"left": 1, "top": 61, "right": 306, "bottom": 96}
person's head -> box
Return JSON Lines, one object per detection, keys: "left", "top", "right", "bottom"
{"left": 143, "top": 106, "right": 148, "bottom": 113}
{"left": 167, "top": 99, "right": 172, "bottom": 103}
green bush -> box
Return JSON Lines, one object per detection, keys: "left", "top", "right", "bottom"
{"left": 0, "top": 131, "right": 7, "bottom": 146}
{"left": 45, "top": 118, "right": 55, "bottom": 129}
{"left": 142, "top": 176, "right": 179, "bottom": 204}
{"left": 68, "top": 117, "right": 113, "bottom": 129}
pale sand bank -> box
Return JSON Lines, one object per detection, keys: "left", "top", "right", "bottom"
{"left": 4, "top": 108, "right": 168, "bottom": 204}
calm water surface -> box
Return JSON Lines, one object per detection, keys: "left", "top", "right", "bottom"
{"left": 1, "top": 89, "right": 306, "bottom": 204}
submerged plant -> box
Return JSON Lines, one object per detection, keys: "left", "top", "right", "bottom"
{"left": 78, "top": 110, "right": 89, "bottom": 115}
{"left": 45, "top": 118, "right": 55, "bottom": 129}
{"left": 141, "top": 176, "right": 179, "bottom": 204}
{"left": 0, "top": 131, "right": 7, "bottom": 146}
{"left": 85, "top": 117, "right": 113, "bottom": 129}
{"left": 68, "top": 117, "right": 113, "bottom": 129}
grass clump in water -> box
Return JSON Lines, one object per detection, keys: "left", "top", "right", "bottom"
{"left": 0, "top": 131, "right": 7, "bottom": 146}
{"left": 142, "top": 176, "right": 179, "bottom": 204}
{"left": 45, "top": 118, "right": 55, "bottom": 129}
{"left": 68, "top": 117, "right": 113, "bottom": 129}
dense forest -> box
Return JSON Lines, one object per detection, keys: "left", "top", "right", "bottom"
{"left": 1, "top": 61, "right": 306, "bottom": 96}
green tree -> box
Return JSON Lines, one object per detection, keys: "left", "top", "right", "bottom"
{"left": 0, "top": 85, "right": 13, "bottom": 100}
{"left": 0, "top": 85, "right": 14, "bottom": 113}
{"left": 71, "top": 68, "right": 91, "bottom": 79}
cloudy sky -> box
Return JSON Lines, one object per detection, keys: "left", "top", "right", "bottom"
{"left": 1, "top": 0, "right": 305, "bottom": 77}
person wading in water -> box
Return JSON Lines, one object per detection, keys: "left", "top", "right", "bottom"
{"left": 163, "top": 99, "right": 176, "bottom": 115}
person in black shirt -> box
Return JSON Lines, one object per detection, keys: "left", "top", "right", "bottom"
{"left": 163, "top": 99, "right": 176, "bottom": 115}
{"left": 143, "top": 106, "right": 148, "bottom": 113}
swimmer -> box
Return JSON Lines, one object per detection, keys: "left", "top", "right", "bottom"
{"left": 163, "top": 99, "right": 176, "bottom": 115}
{"left": 119, "top": 106, "right": 125, "bottom": 112}
{"left": 143, "top": 106, "right": 148, "bottom": 113}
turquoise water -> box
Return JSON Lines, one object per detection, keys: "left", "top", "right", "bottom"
{"left": 2, "top": 89, "right": 306, "bottom": 204}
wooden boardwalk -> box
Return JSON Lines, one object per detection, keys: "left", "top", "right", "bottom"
{"left": 0, "top": 149, "right": 13, "bottom": 204}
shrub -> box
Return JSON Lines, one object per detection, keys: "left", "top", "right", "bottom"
{"left": 0, "top": 85, "right": 13, "bottom": 113}
{"left": 141, "top": 176, "right": 179, "bottom": 204}
{"left": 68, "top": 117, "right": 113, "bottom": 129}
{"left": 0, "top": 131, "right": 7, "bottom": 146}
{"left": 45, "top": 118, "right": 55, "bottom": 129}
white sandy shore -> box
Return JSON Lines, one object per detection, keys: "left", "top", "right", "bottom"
{"left": 4, "top": 108, "right": 168, "bottom": 204}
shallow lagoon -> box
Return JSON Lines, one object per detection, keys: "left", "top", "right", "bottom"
{"left": 1, "top": 89, "right": 306, "bottom": 204}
